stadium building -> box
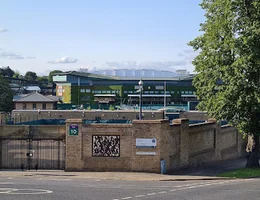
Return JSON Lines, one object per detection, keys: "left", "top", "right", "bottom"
{"left": 53, "top": 69, "right": 197, "bottom": 110}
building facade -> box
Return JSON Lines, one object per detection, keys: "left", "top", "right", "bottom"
{"left": 53, "top": 71, "right": 196, "bottom": 109}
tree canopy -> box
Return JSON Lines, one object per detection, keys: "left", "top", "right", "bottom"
{"left": 189, "top": 0, "right": 260, "bottom": 167}
{"left": 24, "top": 71, "right": 37, "bottom": 81}
{"left": 0, "top": 66, "right": 15, "bottom": 77}
{"left": 0, "top": 75, "right": 14, "bottom": 112}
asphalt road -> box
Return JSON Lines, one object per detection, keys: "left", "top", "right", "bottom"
{"left": 0, "top": 174, "right": 259, "bottom": 200}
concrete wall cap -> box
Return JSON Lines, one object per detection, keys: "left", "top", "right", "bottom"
{"left": 132, "top": 119, "right": 169, "bottom": 124}
{"left": 66, "top": 119, "right": 83, "bottom": 123}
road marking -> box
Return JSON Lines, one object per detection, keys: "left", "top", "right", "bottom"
{"left": 0, "top": 188, "right": 53, "bottom": 195}
{"left": 135, "top": 195, "right": 145, "bottom": 198}
{"left": 147, "top": 193, "right": 156, "bottom": 196}
{"left": 121, "top": 197, "right": 132, "bottom": 200}
{"left": 112, "top": 179, "right": 249, "bottom": 200}
{"left": 158, "top": 191, "right": 167, "bottom": 194}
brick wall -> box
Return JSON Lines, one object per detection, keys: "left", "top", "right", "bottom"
{"left": 65, "top": 118, "right": 246, "bottom": 173}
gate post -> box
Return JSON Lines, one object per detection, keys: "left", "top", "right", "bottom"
{"left": 65, "top": 119, "right": 84, "bottom": 171}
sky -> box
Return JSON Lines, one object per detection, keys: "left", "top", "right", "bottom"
{"left": 0, "top": 0, "right": 205, "bottom": 76}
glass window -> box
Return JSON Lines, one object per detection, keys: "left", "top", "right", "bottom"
{"left": 144, "top": 91, "right": 149, "bottom": 94}
{"left": 156, "top": 86, "right": 164, "bottom": 90}
{"left": 85, "top": 89, "right": 91, "bottom": 93}
{"left": 170, "top": 91, "right": 175, "bottom": 94}
{"left": 189, "top": 91, "right": 193, "bottom": 94}
{"left": 124, "top": 91, "right": 128, "bottom": 94}
{"left": 80, "top": 89, "right": 85, "bottom": 93}
{"left": 101, "top": 91, "right": 107, "bottom": 93}
{"left": 42, "top": 103, "right": 46, "bottom": 110}
{"left": 185, "top": 91, "right": 189, "bottom": 94}
{"left": 155, "top": 91, "right": 159, "bottom": 94}
{"left": 111, "top": 90, "right": 116, "bottom": 94}
{"left": 128, "top": 91, "right": 133, "bottom": 94}
{"left": 181, "top": 91, "right": 184, "bottom": 94}
{"left": 106, "top": 90, "right": 111, "bottom": 93}
{"left": 33, "top": 103, "right": 36, "bottom": 110}
{"left": 150, "top": 91, "right": 154, "bottom": 94}
{"left": 134, "top": 85, "right": 140, "bottom": 89}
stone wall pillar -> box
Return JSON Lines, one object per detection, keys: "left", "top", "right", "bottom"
{"left": 207, "top": 118, "right": 221, "bottom": 161}
{"left": 65, "top": 119, "right": 84, "bottom": 171}
{"left": 172, "top": 118, "right": 189, "bottom": 168}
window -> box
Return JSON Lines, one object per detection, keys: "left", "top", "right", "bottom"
{"left": 111, "top": 90, "right": 116, "bottom": 94}
{"left": 81, "top": 96, "right": 90, "bottom": 101}
{"left": 33, "top": 103, "right": 36, "bottom": 110}
{"left": 144, "top": 91, "right": 149, "bottom": 94}
{"left": 189, "top": 91, "right": 193, "bottom": 94}
{"left": 149, "top": 91, "right": 154, "bottom": 94}
{"left": 101, "top": 91, "right": 107, "bottom": 93}
{"left": 23, "top": 103, "right": 27, "bottom": 110}
{"left": 134, "top": 85, "right": 140, "bottom": 89}
{"left": 85, "top": 89, "right": 91, "bottom": 93}
{"left": 80, "top": 89, "right": 85, "bottom": 93}
{"left": 181, "top": 91, "right": 184, "bottom": 94}
{"left": 42, "top": 103, "right": 46, "bottom": 110}
{"left": 185, "top": 91, "right": 189, "bottom": 94}
{"left": 170, "top": 91, "right": 175, "bottom": 94}
{"left": 106, "top": 90, "right": 111, "bottom": 94}
{"left": 156, "top": 86, "right": 164, "bottom": 90}
{"left": 155, "top": 91, "right": 159, "bottom": 94}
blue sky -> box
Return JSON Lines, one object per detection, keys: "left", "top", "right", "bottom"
{"left": 0, "top": 0, "right": 204, "bottom": 75}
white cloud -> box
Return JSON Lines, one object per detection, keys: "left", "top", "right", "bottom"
{"left": 0, "top": 52, "right": 24, "bottom": 59}
{"left": 48, "top": 57, "right": 78, "bottom": 64}
{"left": 0, "top": 51, "right": 35, "bottom": 60}
{"left": 0, "top": 28, "right": 8, "bottom": 33}
{"left": 26, "top": 56, "right": 36, "bottom": 59}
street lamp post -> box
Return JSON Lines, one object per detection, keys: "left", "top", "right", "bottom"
{"left": 139, "top": 78, "right": 143, "bottom": 120}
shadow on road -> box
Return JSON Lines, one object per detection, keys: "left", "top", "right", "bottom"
{"left": 171, "top": 158, "right": 247, "bottom": 176}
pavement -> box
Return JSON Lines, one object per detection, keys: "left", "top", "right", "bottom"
{"left": 0, "top": 158, "right": 259, "bottom": 200}
{"left": 0, "top": 158, "right": 248, "bottom": 181}
{"left": 171, "top": 157, "right": 247, "bottom": 177}
{"left": 0, "top": 173, "right": 259, "bottom": 200}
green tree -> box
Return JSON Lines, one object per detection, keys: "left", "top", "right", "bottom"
{"left": 189, "top": 0, "right": 260, "bottom": 167}
{"left": 0, "top": 66, "right": 15, "bottom": 77}
{"left": 37, "top": 76, "right": 48, "bottom": 86}
{"left": 48, "top": 70, "right": 63, "bottom": 83}
{"left": 24, "top": 71, "right": 37, "bottom": 81}
{"left": 13, "top": 70, "right": 23, "bottom": 79}
{"left": 0, "top": 75, "right": 14, "bottom": 112}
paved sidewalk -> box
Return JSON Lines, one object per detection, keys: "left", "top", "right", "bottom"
{"left": 0, "top": 171, "right": 228, "bottom": 181}
{"left": 0, "top": 158, "right": 247, "bottom": 181}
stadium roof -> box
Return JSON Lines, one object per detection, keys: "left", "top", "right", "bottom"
{"left": 54, "top": 71, "right": 194, "bottom": 81}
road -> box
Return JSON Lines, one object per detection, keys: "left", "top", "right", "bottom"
{"left": 0, "top": 174, "right": 259, "bottom": 200}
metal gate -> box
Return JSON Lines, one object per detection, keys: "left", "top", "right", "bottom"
{"left": 0, "top": 125, "right": 66, "bottom": 170}
{"left": 0, "top": 139, "right": 65, "bottom": 170}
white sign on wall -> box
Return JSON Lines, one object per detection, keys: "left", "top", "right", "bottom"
{"left": 136, "top": 138, "right": 157, "bottom": 148}
{"left": 136, "top": 152, "right": 156, "bottom": 156}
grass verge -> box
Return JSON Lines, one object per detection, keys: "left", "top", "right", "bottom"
{"left": 218, "top": 168, "right": 260, "bottom": 178}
